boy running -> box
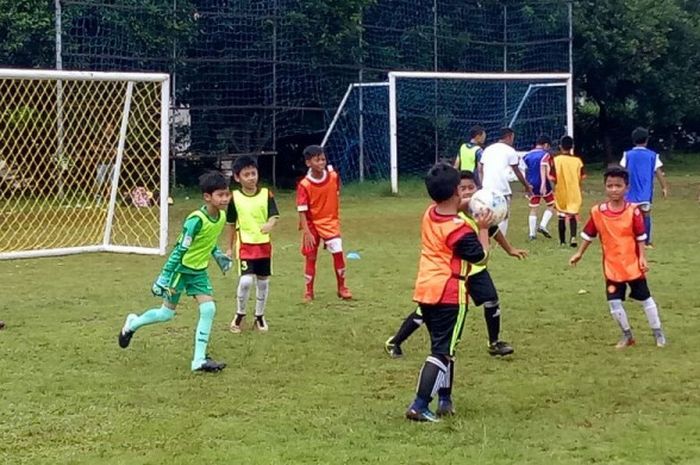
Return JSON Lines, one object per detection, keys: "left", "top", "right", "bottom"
{"left": 570, "top": 166, "right": 666, "bottom": 348}
{"left": 225, "top": 156, "right": 279, "bottom": 333}
{"left": 118, "top": 172, "right": 233, "bottom": 372}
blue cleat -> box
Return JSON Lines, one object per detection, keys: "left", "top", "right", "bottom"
{"left": 405, "top": 407, "right": 440, "bottom": 422}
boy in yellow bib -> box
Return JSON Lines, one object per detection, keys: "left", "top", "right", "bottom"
{"left": 118, "top": 172, "right": 233, "bottom": 373}
{"left": 225, "top": 156, "right": 279, "bottom": 333}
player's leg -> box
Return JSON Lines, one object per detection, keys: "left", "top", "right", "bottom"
{"left": 192, "top": 290, "right": 225, "bottom": 372}
{"left": 527, "top": 197, "right": 540, "bottom": 240}
{"left": 558, "top": 212, "right": 567, "bottom": 245}
{"left": 538, "top": 194, "right": 555, "bottom": 237}
{"left": 406, "top": 305, "right": 455, "bottom": 422}
{"left": 640, "top": 204, "right": 653, "bottom": 246}
{"left": 253, "top": 259, "right": 272, "bottom": 331}
{"left": 470, "top": 270, "right": 513, "bottom": 356}
{"left": 326, "top": 237, "right": 352, "bottom": 299}
{"left": 569, "top": 214, "right": 578, "bottom": 247}
{"left": 302, "top": 231, "right": 320, "bottom": 302}
{"left": 118, "top": 276, "right": 181, "bottom": 348}
{"left": 498, "top": 195, "right": 512, "bottom": 237}
{"left": 230, "top": 260, "right": 255, "bottom": 333}
{"left": 436, "top": 301, "right": 468, "bottom": 417}
{"left": 606, "top": 281, "right": 635, "bottom": 348}
{"left": 385, "top": 306, "right": 423, "bottom": 358}
{"left": 630, "top": 279, "right": 665, "bottom": 347}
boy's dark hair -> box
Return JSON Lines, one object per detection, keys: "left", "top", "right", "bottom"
{"left": 303, "top": 145, "right": 325, "bottom": 160}
{"left": 560, "top": 135, "right": 574, "bottom": 151}
{"left": 631, "top": 127, "right": 649, "bottom": 145}
{"left": 425, "top": 163, "right": 460, "bottom": 202}
{"left": 199, "top": 171, "right": 229, "bottom": 194}
{"left": 233, "top": 155, "right": 258, "bottom": 176}
{"left": 536, "top": 135, "right": 552, "bottom": 146}
{"left": 469, "top": 125, "right": 485, "bottom": 139}
{"left": 460, "top": 170, "right": 476, "bottom": 181}
{"left": 604, "top": 165, "right": 629, "bottom": 185}
{"left": 500, "top": 127, "right": 515, "bottom": 139}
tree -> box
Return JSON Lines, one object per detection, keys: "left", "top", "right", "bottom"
{"left": 0, "top": 0, "right": 54, "bottom": 67}
{"left": 574, "top": 0, "right": 700, "bottom": 160}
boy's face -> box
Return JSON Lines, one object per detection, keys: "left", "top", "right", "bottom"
{"left": 475, "top": 132, "right": 486, "bottom": 145}
{"left": 204, "top": 188, "right": 232, "bottom": 210}
{"left": 234, "top": 165, "right": 258, "bottom": 191}
{"left": 457, "top": 178, "right": 478, "bottom": 211}
{"left": 605, "top": 176, "right": 628, "bottom": 201}
{"left": 305, "top": 153, "right": 327, "bottom": 173}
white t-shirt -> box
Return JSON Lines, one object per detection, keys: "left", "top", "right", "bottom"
{"left": 480, "top": 141, "right": 519, "bottom": 196}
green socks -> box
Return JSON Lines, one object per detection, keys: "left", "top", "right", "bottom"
{"left": 129, "top": 306, "right": 175, "bottom": 332}
{"left": 191, "top": 301, "right": 216, "bottom": 371}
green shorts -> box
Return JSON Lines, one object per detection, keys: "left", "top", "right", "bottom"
{"left": 165, "top": 271, "right": 213, "bottom": 305}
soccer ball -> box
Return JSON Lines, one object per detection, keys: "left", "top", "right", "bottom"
{"left": 468, "top": 188, "right": 509, "bottom": 227}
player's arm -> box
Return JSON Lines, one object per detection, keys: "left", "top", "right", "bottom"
{"left": 478, "top": 161, "right": 484, "bottom": 185}
{"left": 450, "top": 211, "right": 493, "bottom": 266}
{"left": 632, "top": 206, "right": 649, "bottom": 271}
{"left": 655, "top": 155, "right": 669, "bottom": 198}
{"left": 261, "top": 192, "right": 280, "bottom": 234}
{"left": 510, "top": 151, "right": 532, "bottom": 194}
{"left": 224, "top": 199, "right": 237, "bottom": 257}
{"left": 540, "top": 155, "right": 551, "bottom": 194}
{"left": 494, "top": 230, "right": 528, "bottom": 259}
{"left": 570, "top": 215, "right": 596, "bottom": 265}
{"left": 453, "top": 154, "right": 461, "bottom": 170}
{"left": 296, "top": 184, "right": 316, "bottom": 249}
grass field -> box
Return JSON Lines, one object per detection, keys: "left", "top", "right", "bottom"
{"left": 2, "top": 163, "right": 700, "bottom": 465}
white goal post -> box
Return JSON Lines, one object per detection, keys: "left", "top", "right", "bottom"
{"left": 0, "top": 69, "right": 170, "bottom": 260}
{"left": 388, "top": 71, "right": 574, "bottom": 193}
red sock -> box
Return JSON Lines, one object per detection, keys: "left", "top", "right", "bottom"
{"left": 304, "top": 255, "right": 316, "bottom": 294}
{"left": 332, "top": 252, "right": 346, "bottom": 288}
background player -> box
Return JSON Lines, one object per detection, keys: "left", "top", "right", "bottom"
{"left": 523, "top": 135, "right": 555, "bottom": 240}
{"left": 454, "top": 124, "right": 486, "bottom": 187}
{"left": 552, "top": 135, "right": 584, "bottom": 247}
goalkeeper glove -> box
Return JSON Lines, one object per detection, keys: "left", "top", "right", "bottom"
{"left": 213, "top": 249, "right": 233, "bottom": 275}
{"left": 151, "top": 272, "right": 174, "bottom": 297}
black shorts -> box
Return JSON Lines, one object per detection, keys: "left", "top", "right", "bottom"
{"left": 239, "top": 258, "right": 272, "bottom": 277}
{"left": 467, "top": 269, "right": 498, "bottom": 306}
{"left": 605, "top": 278, "right": 650, "bottom": 301}
{"left": 419, "top": 303, "right": 468, "bottom": 357}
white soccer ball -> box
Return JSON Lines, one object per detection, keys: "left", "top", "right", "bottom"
{"left": 468, "top": 188, "right": 509, "bottom": 227}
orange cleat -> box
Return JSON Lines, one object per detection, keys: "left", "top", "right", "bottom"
{"left": 337, "top": 286, "right": 353, "bottom": 300}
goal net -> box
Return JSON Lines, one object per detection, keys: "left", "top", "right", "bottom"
{"left": 322, "top": 72, "right": 573, "bottom": 192}
{"left": 0, "top": 69, "right": 170, "bottom": 260}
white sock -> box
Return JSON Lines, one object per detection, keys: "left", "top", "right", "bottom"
{"left": 236, "top": 274, "right": 255, "bottom": 315}
{"left": 608, "top": 299, "right": 631, "bottom": 332}
{"left": 498, "top": 218, "right": 509, "bottom": 237}
{"left": 541, "top": 209, "right": 553, "bottom": 228}
{"left": 255, "top": 278, "right": 270, "bottom": 317}
{"left": 528, "top": 215, "right": 537, "bottom": 237}
{"left": 641, "top": 297, "right": 662, "bottom": 330}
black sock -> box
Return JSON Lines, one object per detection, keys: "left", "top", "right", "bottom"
{"left": 392, "top": 310, "right": 422, "bottom": 346}
{"left": 570, "top": 217, "right": 577, "bottom": 240}
{"left": 416, "top": 356, "right": 447, "bottom": 404}
{"left": 484, "top": 304, "right": 501, "bottom": 344}
{"left": 437, "top": 360, "right": 454, "bottom": 400}
{"left": 558, "top": 217, "right": 566, "bottom": 244}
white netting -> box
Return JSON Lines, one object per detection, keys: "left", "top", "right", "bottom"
{"left": 0, "top": 72, "right": 167, "bottom": 259}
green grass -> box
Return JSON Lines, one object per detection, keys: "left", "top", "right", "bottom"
{"left": 2, "top": 171, "right": 700, "bottom": 465}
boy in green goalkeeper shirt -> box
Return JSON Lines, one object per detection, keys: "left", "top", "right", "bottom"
{"left": 118, "top": 172, "right": 233, "bottom": 373}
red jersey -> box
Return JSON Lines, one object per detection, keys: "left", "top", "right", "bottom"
{"left": 581, "top": 202, "right": 647, "bottom": 282}
{"left": 296, "top": 167, "right": 341, "bottom": 239}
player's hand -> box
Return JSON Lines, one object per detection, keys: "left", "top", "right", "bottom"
{"left": 569, "top": 252, "right": 582, "bottom": 266}
{"left": 475, "top": 209, "right": 494, "bottom": 230}
{"left": 639, "top": 256, "right": 649, "bottom": 273}
{"left": 225, "top": 248, "right": 233, "bottom": 259}
{"left": 302, "top": 231, "right": 316, "bottom": 250}
{"left": 151, "top": 273, "right": 173, "bottom": 297}
{"left": 213, "top": 250, "right": 233, "bottom": 275}
{"left": 525, "top": 183, "right": 534, "bottom": 196}
{"left": 260, "top": 222, "right": 274, "bottom": 234}
{"left": 661, "top": 187, "right": 669, "bottom": 199}
{"left": 507, "top": 247, "right": 528, "bottom": 260}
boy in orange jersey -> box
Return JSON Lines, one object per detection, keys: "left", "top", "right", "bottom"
{"left": 405, "top": 163, "right": 492, "bottom": 422}
{"left": 296, "top": 145, "right": 352, "bottom": 302}
{"left": 570, "top": 166, "right": 666, "bottom": 348}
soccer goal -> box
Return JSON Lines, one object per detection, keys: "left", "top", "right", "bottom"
{"left": 0, "top": 69, "right": 170, "bottom": 260}
{"left": 322, "top": 72, "right": 573, "bottom": 193}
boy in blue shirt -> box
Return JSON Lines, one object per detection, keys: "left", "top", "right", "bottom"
{"left": 620, "top": 127, "right": 669, "bottom": 247}
{"left": 523, "top": 135, "right": 555, "bottom": 240}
